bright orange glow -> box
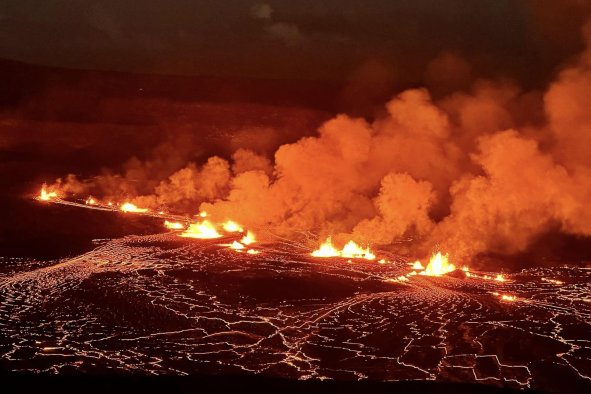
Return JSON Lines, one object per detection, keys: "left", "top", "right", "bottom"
{"left": 120, "top": 202, "right": 148, "bottom": 213}
{"left": 240, "top": 231, "right": 256, "bottom": 245}
{"left": 541, "top": 278, "right": 564, "bottom": 285}
{"left": 311, "top": 237, "right": 340, "bottom": 258}
{"left": 199, "top": 212, "right": 208, "bottom": 218}
{"left": 39, "top": 184, "right": 57, "bottom": 201}
{"left": 230, "top": 241, "right": 245, "bottom": 250}
{"left": 164, "top": 220, "right": 185, "bottom": 230}
{"left": 491, "top": 292, "right": 518, "bottom": 302}
{"left": 419, "top": 252, "right": 456, "bottom": 276}
{"left": 494, "top": 274, "right": 506, "bottom": 282}
{"left": 341, "top": 240, "right": 376, "bottom": 260}
{"left": 85, "top": 196, "right": 97, "bottom": 205}
{"left": 180, "top": 220, "right": 222, "bottom": 239}
{"left": 411, "top": 261, "right": 424, "bottom": 270}
{"left": 311, "top": 237, "right": 376, "bottom": 260}
{"left": 246, "top": 249, "right": 260, "bottom": 255}
{"left": 223, "top": 220, "right": 243, "bottom": 233}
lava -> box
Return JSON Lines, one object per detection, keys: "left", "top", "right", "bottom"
{"left": 229, "top": 241, "right": 245, "bottom": 250}
{"left": 120, "top": 202, "right": 149, "bottom": 213}
{"left": 240, "top": 231, "right": 256, "bottom": 245}
{"left": 181, "top": 220, "right": 222, "bottom": 239}
{"left": 222, "top": 221, "right": 243, "bottom": 233}
{"left": 311, "top": 238, "right": 376, "bottom": 260}
{"left": 164, "top": 221, "right": 185, "bottom": 230}
{"left": 38, "top": 184, "right": 58, "bottom": 201}
{"left": 311, "top": 237, "right": 340, "bottom": 258}
{"left": 418, "top": 252, "right": 456, "bottom": 276}
{"left": 85, "top": 196, "right": 97, "bottom": 205}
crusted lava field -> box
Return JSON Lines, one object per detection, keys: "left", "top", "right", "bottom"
{"left": 0, "top": 231, "right": 590, "bottom": 392}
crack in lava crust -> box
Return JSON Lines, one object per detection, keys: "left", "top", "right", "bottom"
{"left": 0, "top": 232, "right": 590, "bottom": 391}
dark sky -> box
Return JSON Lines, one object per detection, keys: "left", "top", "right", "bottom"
{"left": 0, "top": 1, "right": 590, "bottom": 83}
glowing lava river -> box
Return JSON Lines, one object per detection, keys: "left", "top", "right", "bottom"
{"left": 0, "top": 205, "right": 589, "bottom": 392}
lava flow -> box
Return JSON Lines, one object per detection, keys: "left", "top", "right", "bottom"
{"left": 180, "top": 220, "right": 222, "bottom": 239}
{"left": 38, "top": 184, "right": 58, "bottom": 201}
{"left": 417, "top": 251, "right": 456, "bottom": 276}
{"left": 311, "top": 237, "right": 376, "bottom": 260}
{"left": 120, "top": 202, "right": 149, "bottom": 213}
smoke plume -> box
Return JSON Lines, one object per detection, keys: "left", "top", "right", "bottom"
{"left": 48, "top": 20, "right": 591, "bottom": 265}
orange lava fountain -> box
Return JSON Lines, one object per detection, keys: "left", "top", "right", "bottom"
{"left": 419, "top": 252, "right": 456, "bottom": 276}
{"left": 181, "top": 220, "right": 222, "bottom": 239}
{"left": 120, "top": 202, "right": 149, "bottom": 213}
{"left": 311, "top": 237, "right": 376, "bottom": 260}
{"left": 38, "top": 184, "right": 58, "bottom": 201}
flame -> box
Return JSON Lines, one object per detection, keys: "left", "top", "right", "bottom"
{"left": 311, "top": 237, "right": 341, "bottom": 258}
{"left": 223, "top": 220, "right": 243, "bottom": 233}
{"left": 120, "top": 202, "right": 148, "bottom": 213}
{"left": 411, "top": 261, "right": 425, "bottom": 270}
{"left": 241, "top": 231, "right": 256, "bottom": 245}
{"left": 199, "top": 212, "right": 208, "bottom": 218}
{"left": 419, "top": 252, "right": 456, "bottom": 276}
{"left": 311, "top": 237, "right": 376, "bottom": 260}
{"left": 180, "top": 220, "right": 222, "bottom": 239}
{"left": 247, "top": 249, "right": 260, "bottom": 255}
{"left": 85, "top": 196, "right": 97, "bottom": 205}
{"left": 164, "top": 220, "right": 185, "bottom": 230}
{"left": 494, "top": 274, "right": 506, "bottom": 282}
{"left": 39, "top": 184, "right": 57, "bottom": 201}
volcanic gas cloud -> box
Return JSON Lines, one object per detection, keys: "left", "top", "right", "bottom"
{"left": 43, "top": 21, "right": 591, "bottom": 266}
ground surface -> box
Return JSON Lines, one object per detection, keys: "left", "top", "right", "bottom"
{"left": 0, "top": 230, "right": 590, "bottom": 393}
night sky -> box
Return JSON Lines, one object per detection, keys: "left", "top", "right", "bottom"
{"left": 1, "top": 1, "right": 589, "bottom": 85}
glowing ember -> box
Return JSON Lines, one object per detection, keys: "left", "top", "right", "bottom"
{"left": 223, "top": 220, "right": 243, "bottom": 233}
{"left": 180, "top": 220, "right": 222, "bottom": 239}
{"left": 341, "top": 240, "right": 376, "bottom": 260}
{"left": 246, "top": 249, "right": 260, "bottom": 255}
{"left": 38, "top": 184, "right": 57, "bottom": 201}
{"left": 85, "top": 196, "right": 97, "bottom": 205}
{"left": 164, "top": 221, "right": 185, "bottom": 230}
{"left": 311, "top": 237, "right": 340, "bottom": 258}
{"left": 378, "top": 259, "right": 387, "bottom": 264}
{"left": 120, "top": 202, "right": 148, "bottom": 213}
{"left": 241, "top": 231, "right": 256, "bottom": 245}
{"left": 419, "top": 252, "right": 456, "bottom": 276}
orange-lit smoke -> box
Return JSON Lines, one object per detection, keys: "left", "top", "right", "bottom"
{"left": 43, "top": 20, "right": 591, "bottom": 266}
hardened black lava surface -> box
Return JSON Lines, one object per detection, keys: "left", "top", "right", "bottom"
{"left": 0, "top": 223, "right": 590, "bottom": 393}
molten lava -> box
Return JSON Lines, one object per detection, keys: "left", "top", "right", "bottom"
{"left": 419, "top": 252, "right": 456, "bottom": 276}
{"left": 230, "top": 241, "right": 245, "bottom": 250}
{"left": 341, "top": 240, "right": 376, "bottom": 260}
{"left": 311, "top": 237, "right": 341, "bottom": 258}
{"left": 311, "top": 237, "right": 376, "bottom": 260}
{"left": 39, "top": 185, "right": 57, "bottom": 201}
{"left": 164, "top": 221, "right": 185, "bottom": 230}
{"left": 222, "top": 221, "right": 243, "bottom": 233}
{"left": 241, "top": 231, "right": 256, "bottom": 245}
{"left": 181, "top": 220, "right": 222, "bottom": 239}
{"left": 120, "top": 202, "right": 149, "bottom": 213}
